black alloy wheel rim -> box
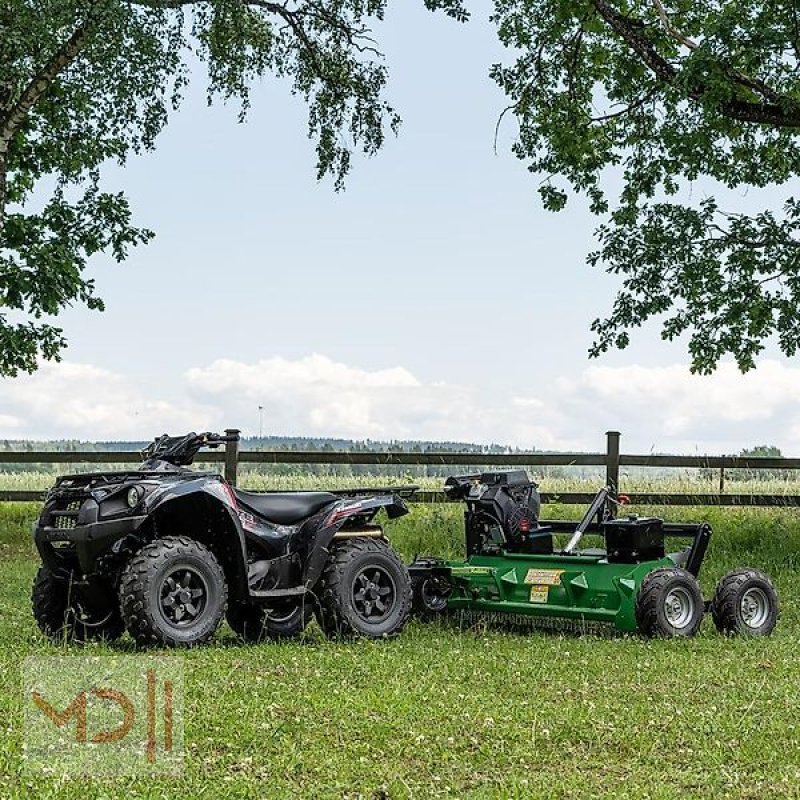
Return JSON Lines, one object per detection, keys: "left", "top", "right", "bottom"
{"left": 352, "top": 565, "right": 396, "bottom": 622}
{"left": 160, "top": 567, "right": 208, "bottom": 627}
{"left": 421, "top": 579, "right": 448, "bottom": 612}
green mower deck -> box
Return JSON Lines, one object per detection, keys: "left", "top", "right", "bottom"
{"left": 441, "top": 551, "right": 677, "bottom": 632}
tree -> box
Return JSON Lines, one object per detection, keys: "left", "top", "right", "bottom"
{"left": 0, "top": 0, "right": 467, "bottom": 376}
{"left": 739, "top": 445, "right": 783, "bottom": 460}
{"left": 491, "top": 0, "right": 800, "bottom": 373}
{"left": 733, "top": 444, "right": 792, "bottom": 481}
{"left": 699, "top": 443, "right": 790, "bottom": 481}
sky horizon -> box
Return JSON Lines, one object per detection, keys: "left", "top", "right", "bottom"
{"left": 3, "top": 2, "right": 800, "bottom": 456}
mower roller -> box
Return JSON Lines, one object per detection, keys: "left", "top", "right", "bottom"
{"left": 409, "top": 471, "right": 779, "bottom": 638}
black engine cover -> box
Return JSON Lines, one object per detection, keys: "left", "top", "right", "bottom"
{"left": 450, "top": 471, "right": 546, "bottom": 555}
{"left": 603, "top": 516, "right": 665, "bottom": 563}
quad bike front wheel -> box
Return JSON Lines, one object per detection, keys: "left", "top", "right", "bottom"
{"left": 711, "top": 569, "right": 779, "bottom": 636}
{"left": 119, "top": 536, "right": 227, "bottom": 647}
{"left": 32, "top": 566, "right": 124, "bottom": 643}
{"left": 227, "top": 600, "right": 312, "bottom": 642}
{"left": 317, "top": 538, "right": 411, "bottom": 639}
{"left": 635, "top": 567, "right": 704, "bottom": 638}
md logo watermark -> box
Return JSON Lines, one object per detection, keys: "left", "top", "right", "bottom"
{"left": 22, "top": 656, "right": 183, "bottom": 776}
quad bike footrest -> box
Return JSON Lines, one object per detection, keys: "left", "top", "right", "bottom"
{"left": 249, "top": 586, "right": 307, "bottom": 599}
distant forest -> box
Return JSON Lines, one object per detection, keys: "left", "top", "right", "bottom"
{"left": 0, "top": 435, "right": 538, "bottom": 454}
{"left": 0, "top": 435, "right": 602, "bottom": 480}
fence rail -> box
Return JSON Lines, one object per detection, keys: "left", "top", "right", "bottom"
{"left": 2, "top": 430, "right": 800, "bottom": 507}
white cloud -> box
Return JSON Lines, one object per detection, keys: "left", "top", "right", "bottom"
{"left": 185, "top": 355, "right": 492, "bottom": 442}
{"left": 538, "top": 360, "right": 800, "bottom": 454}
{"left": 0, "top": 414, "right": 22, "bottom": 430}
{"left": 0, "top": 362, "right": 219, "bottom": 440}
{"left": 2, "top": 355, "right": 800, "bottom": 455}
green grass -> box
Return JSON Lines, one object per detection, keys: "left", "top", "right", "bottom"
{"left": 2, "top": 501, "right": 800, "bottom": 798}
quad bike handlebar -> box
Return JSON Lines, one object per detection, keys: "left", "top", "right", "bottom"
{"left": 141, "top": 431, "right": 237, "bottom": 467}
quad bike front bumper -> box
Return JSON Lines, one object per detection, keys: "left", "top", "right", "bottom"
{"left": 34, "top": 515, "right": 148, "bottom": 575}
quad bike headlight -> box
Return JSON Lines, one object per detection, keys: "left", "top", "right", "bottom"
{"left": 127, "top": 486, "right": 141, "bottom": 508}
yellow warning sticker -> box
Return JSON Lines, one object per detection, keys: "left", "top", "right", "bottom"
{"left": 524, "top": 568, "right": 563, "bottom": 586}
{"left": 529, "top": 585, "right": 549, "bottom": 604}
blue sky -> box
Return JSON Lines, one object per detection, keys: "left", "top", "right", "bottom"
{"left": 2, "top": 1, "right": 799, "bottom": 454}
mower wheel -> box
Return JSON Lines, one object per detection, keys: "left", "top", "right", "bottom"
{"left": 411, "top": 573, "right": 450, "bottom": 618}
{"left": 317, "top": 538, "right": 411, "bottom": 639}
{"left": 711, "top": 569, "right": 779, "bottom": 637}
{"left": 119, "top": 536, "right": 227, "bottom": 647}
{"left": 227, "top": 600, "right": 312, "bottom": 642}
{"left": 635, "top": 567, "right": 704, "bottom": 638}
{"left": 32, "top": 566, "right": 124, "bottom": 643}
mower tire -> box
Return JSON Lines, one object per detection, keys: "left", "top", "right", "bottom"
{"left": 411, "top": 573, "right": 450, "bottom": 618}
{"left": 635, "top": 567, "right": 704, "bottom": 638}
{"left": 711, "top": 569, "right": 779, "bottom": 637}
{"left": 317, "top": 538, "right": 411, "bottom": 639}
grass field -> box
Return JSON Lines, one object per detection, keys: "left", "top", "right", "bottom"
{"left": 2, "top": 500, "right": 800, "bottom": 798}
{"left": 6, "top": 465, "right": 800, "bottom": 496}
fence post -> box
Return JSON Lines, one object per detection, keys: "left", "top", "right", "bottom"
{"left": 719, "top": 459, "right": 726, "bottom": 495}
{"left": 224, "top": 428, "right": 241, "bottom": 487}
{"left": 605, "top": 430, "right": 621, "bottom": 494}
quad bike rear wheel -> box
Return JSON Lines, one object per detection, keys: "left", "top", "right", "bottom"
{"left": 635, "top": 567, "right": 704, "bottom": 638}
{"left": 119, "top": 536, "right": 227, "bottom": 647}
{"left": 317, "top": 538, "right": 411, "bottom": 639}
{"left": 711, "top": 569, "right": 779, "bottom": 636}
{"left": 227, "top": 600, "right": 312, "bottom": 642}
{"left": 32, "top": 566, "right": 124, "bottom": 643}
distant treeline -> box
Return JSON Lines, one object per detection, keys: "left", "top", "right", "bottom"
{"left": 1, "top": 435, "right": 539, "bottom": 454}
{"left": 0, "top": 435, "right": 602, "bottom": 479}
{"left": 0, "top": 438, "right": 791, "bottom": 482}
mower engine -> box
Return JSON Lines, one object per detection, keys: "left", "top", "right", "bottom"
{"left": 444, "top": 471, "right": 549, "bottom": 555}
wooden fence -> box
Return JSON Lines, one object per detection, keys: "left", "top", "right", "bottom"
{"left": 2, "top": 430, "right": 800, "bottom": 507}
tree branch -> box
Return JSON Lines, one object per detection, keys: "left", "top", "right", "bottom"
{"left": 0, "top": 23, "right": 92, "bottom": 159}
{"left": 791, "top": 1, "right": 800, "bottom": 61}
{"left": 590, "top": 88, "right": 658, "bottom": 123}
{"left": 650, "top": 0, "right": 697, "bottom": 51}
{"left": 303, "top": 1, "right": 381, "bottom": 56}
{"left": 249, "top": 2, "right": 329, "bottom": 81}
{"left": 135, "top": 0, "right": 361, "bottom": 88}
{"left": 592, "top": 0, "right": 800, "bottom": 128}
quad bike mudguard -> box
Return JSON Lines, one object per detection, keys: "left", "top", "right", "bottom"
{"left": 33, "top": 473, "right": 250, "bottom": 597}
{"left": 301, "top": 493, "right": 410, "bottom": 588}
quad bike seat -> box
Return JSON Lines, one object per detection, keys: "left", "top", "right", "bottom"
{"left": 233, "top": 489, "right": 338, "bottom": 526}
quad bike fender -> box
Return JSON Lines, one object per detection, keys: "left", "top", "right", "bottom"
{"left": 141, "top": 478, "right": 251, "bottom": 602}
{"left": 302, "top": 493, "right": 409, "bottom": 590}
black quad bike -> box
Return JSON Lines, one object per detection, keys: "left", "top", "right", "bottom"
{"left": 409, "top": 471, "right": 779, "bottom": 638}
{"left": 32, "top": 432, "right": 414, "bottom": 647}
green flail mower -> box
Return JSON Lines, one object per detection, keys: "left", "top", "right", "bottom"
{"left": 408, "top": 472, "right": 779, "bottom": 638}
